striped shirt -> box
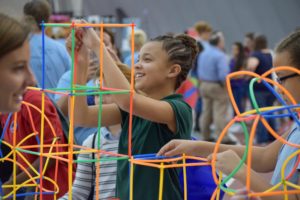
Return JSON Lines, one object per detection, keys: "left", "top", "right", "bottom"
{"left": 59, "top": 127, "right": 119, "bottom": 200}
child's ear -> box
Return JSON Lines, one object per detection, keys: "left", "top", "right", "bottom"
{"left": 167, "top": 64, "right": 181, "bottom": 78}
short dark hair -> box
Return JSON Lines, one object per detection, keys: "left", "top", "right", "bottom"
{"left": 209, "top": 31, "right": 222, "bottom": 46}
{"left": 254, "top": 35, "right": 268, "bottom": 51}
{"left": 104, "top": 28, "right": 115, "bottom": 46}
{"left": 245, "top": 32, "right": 255, "bottom": 40}
{"left": 23, "top": 0, "right": 51, "bottom": 30}
{"left": 0, "top": 14, "right": 30, "bottom": 59}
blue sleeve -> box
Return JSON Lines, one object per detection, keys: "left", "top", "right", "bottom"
{"left": 57, "top": 42, "right": 71, "bottom": 71}
{"left": 217, "top": 54, "right": 229, "bottom": 81}
{"left": 54, "top": 71, "right": 71, "bottom": 101}
{"left": 124, "top": 56, "right": 132, "bottom": 67}
{"left": 62, "top": 50, "right": 71, "bottom": 71}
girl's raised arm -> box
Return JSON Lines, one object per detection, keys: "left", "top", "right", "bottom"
{"left": 66, "top": 32, "right": 121, "bottom": 128}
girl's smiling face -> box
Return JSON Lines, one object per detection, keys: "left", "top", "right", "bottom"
{"left": 0, "top": 40, "right": 35, "bottom": 113}
{"left": 134, "top": 41, "right": 171, "bottom": 95}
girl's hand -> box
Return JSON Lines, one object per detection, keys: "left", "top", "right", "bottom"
{"left": 157, "top": 139, "right": 199, "bottom": 157}
{"left": 207, "top": 150, "right": 246, "bottom": 179}
{"left": 78, "top": 20, "right": 100, "bottom": 51}
{"left": 66, "top": 31, "right": 83, "bottom": 53}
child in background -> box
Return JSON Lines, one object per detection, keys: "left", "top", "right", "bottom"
{"left": 158, "top": 31, "right": 300, "bottom": 200}
{"left": 70, "top": 21, "right": 198, "bottom": 200}
{"left": 59, "top": 63, "right": 131, "bottom": 200}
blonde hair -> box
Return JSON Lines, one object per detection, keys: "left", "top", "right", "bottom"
{"left": 129, "top": 29, "right": 147, "bottom": 49}
{"left": 194, "top": 21, "right": 212, "bottom": 34}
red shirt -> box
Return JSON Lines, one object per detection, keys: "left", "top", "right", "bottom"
{"left": 1, "top": 90, "right": 74, "bottom": 199}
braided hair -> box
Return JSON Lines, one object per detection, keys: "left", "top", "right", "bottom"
{"left": 151, "top": 34, "right": 199, "bottom": 89}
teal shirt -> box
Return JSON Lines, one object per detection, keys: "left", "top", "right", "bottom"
{"left": 116, "top": 94, "right": 192, "bottom": 200}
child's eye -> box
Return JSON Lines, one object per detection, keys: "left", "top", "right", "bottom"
{"left": 144, "top": 58, "right": 152, "bottom": 62}
{"left": 13, "top": 64, "right": 26, "bottom": 72}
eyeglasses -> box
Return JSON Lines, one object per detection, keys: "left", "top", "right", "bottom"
{"left": 276, "top": 73, "right": 300, "bottom": 84}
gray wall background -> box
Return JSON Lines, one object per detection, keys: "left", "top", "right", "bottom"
{"left": 81, "top": 0, "right": 300, "bottom": 50}
{"left": 1, "top": 0, "right": 300, "bottom": 51}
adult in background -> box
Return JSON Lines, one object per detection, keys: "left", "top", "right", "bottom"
{"left": 244, "top": 32, "right": 255, "bottom": 56}
{"left": 247, "top": 34, "right": 276, "bottom": 144}
{"left": 192, "top": 21, "right": 213, "bottom": 132}
{"left": 23, "top": 0, "right": 71, "bottom": 100}
{"left": 197, "top": 31, "right": 235, "bottom": 144}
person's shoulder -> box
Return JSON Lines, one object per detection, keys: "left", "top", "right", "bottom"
{"left": 24, "top": 90, "right": 45, "bottom": 102}
{"left": 82, "top": 133, "right": 95, "bottom": 148}
{"left": 45, "top": 36, "right": 68, "bottom": 53}
{"left": 24, "top": 90, "right": 56, "bottom": 109}
{"left": 162, "top": 94, "right": 183, "bottom": 101}
{"left": 251, "top": 51, "right": 261, "bottom": 57}
{"left": 163, "top": 94, "right": 192, "bottom": 110}
{"left": 60, "top": 70, "right": 72, "bottom": 80}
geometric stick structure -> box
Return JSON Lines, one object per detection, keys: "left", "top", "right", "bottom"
{"left": 1, "top": 19, "right": 300, "bottom": 200}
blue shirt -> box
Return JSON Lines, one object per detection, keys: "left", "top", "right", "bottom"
{"left": 55, "top": 70, "right": 98, "bottom": 145}
{"left": 191, "top": 40, "right": 210, "bottom": 78}
{"left": 54, "top": 70, "right": 95, "bottom": 102}
{"left": 29, "top": 33, "right": 71, "bottom": 100}
{"left": 271, "top": 122, "right": 300, "bottom": 187}
{"left": 197, "top": 44, "right": 229, "bottom": 82}
{"left": 101, "top": 127, "right": 120, "bottom": 140}
{"left": 123, "top": 52, "right": 139, "bottom": 68}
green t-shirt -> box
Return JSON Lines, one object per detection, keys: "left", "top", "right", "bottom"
{"left": 116, "top": 94, "right": 192, "bottom": 200}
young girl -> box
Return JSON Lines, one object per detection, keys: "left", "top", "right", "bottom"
{"left": 70, "top": 22, "right": 198, "bottom": 199}
{"left": 158, "top": 30, "right": 300, "bottom": 200}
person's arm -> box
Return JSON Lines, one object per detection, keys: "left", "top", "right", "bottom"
{"left": 157, "top": 133, "right": 286, "bottom": 173}
{"left": 55, "top": 72, "right": 71, "bottom": 116}
{"left": 56, "top": 95, "right": 69, "bottom": 116}
{"left": 80, "top": 25, "right": 178, "bottom": 132}
{"left": 241, "top": 171, "right": 300, "bottom": 200}
{"left": 66, "top": 34, "right": 121, "bottom": 127}
{"left": 214, "top": 150, "right": 300, "bottom": 200}
{"left": 247, "top": 57, "right": 259, "bottom": 72}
